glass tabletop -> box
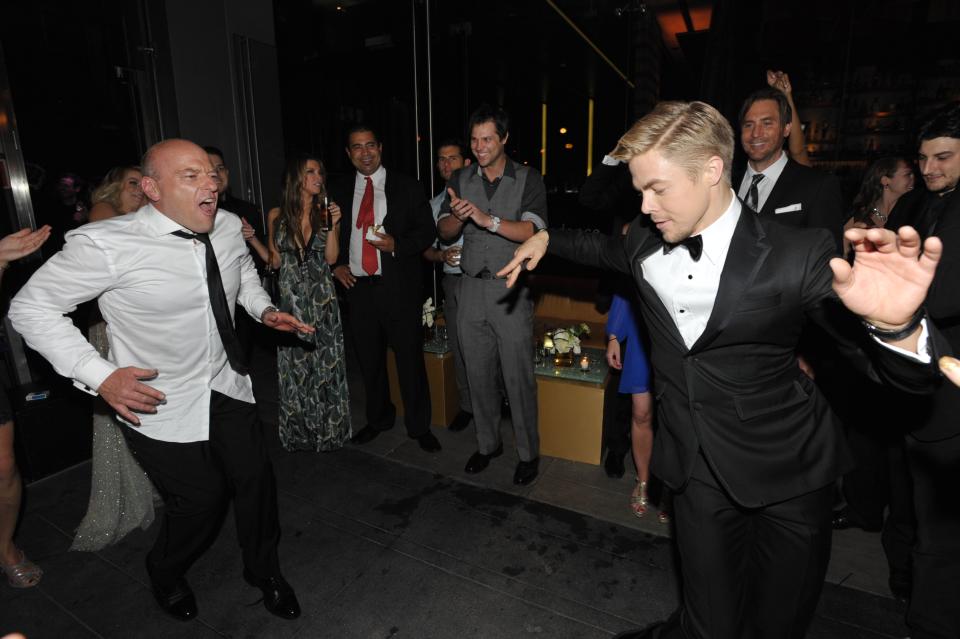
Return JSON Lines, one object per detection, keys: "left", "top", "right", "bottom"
{"left": 534, "top": 346, "right": 608, "bottom": 385}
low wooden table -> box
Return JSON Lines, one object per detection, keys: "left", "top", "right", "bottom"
{"left": 386, "top": 335, "right": 461, "bottom": 427}
{"left": 535, "top": 347, "right": 609, "bottom": 465}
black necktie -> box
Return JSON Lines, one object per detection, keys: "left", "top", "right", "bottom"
{"left": 172, "top": 230, "right": 248, "bottom": 375}
{"left": 746, "top": 173, "right": 765, "bottom": 212}
{"left": 663, "top": 234, "right": 703, "bottom": 261}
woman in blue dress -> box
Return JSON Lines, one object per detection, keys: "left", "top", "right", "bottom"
{"left": 606, "top": 293, "right": 667, "bottom": 522}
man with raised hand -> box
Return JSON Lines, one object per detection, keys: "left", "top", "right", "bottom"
{"left": 499, "top": 101, "right": 940, "bottom": 639}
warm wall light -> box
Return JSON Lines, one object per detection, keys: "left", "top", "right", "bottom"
{"left": 564, "top": 143, "right": 574, "bottom": 150}
{"left": 559, "top": 127, "right": 568, "bottom": 134}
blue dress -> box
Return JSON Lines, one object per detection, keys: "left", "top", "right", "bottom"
{"left": 606, "top": 293, "right": 651, "bottom": 394}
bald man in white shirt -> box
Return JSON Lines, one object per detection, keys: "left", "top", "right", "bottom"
{"left": 10, "top": 139, "right": 310, "bottom": 622}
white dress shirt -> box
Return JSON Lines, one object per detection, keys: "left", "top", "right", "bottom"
{"left": 737, "top": 151, "right": 788, "bottom": 212}
{"left": 641, "top": 192, "right": 742, "bottom": 348}
{"left": 9, "top": 204, "right": 273, "bottom": 443}
{"left": 349, "top": 165, "right": 388, "bottom": 276}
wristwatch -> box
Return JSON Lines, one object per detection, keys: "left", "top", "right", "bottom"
{"left": 488, "top": 215, "right": 501, "bottom": 234}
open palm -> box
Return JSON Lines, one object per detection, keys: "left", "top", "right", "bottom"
{"left": 830, "top": 226, "right": 940, "bottom": 328}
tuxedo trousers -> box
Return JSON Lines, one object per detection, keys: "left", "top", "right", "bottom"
{"left": 346, "top": 276, "right": 430, "bottom": 437}
{"left": 123, "top": 391, "right": 281, "bottom": 589}
{"left": 664, "top": 453, "right": 833, "bottom": 639}
{"left": 905, "top": 433, "right": 960, "bottom": 639}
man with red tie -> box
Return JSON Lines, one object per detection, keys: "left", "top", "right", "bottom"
{"left": 331, "top": 124, "right": 442, "bottom": 452}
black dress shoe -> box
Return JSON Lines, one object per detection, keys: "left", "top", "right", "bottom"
{"left": 417, "top": 432, "right": 442, "bottom": 452}
{"left": 831, "top": 509, "right": 882, "bottom": 532}
{"left": 351, "top": 426, "right": 382, "bottom": 445}
{"left": 889, "top": 575, "right": 912, "bottom": 603}
{"left": 513, "top": 458, "right": 540, "bottom": 485}
{"left": 604, "top": 451, "right": 626, "bottom": 478}
{"left": 147, "top": 570, "right": 198, "bottom": 622}
{"left": 243, "top": 569, "right": 301, "bottom": 619}
{"left": 464, "top": 444, "right": 503, "bottom": 473}
{"left": 448, "top": 410, "right": 473, "bottom": 432}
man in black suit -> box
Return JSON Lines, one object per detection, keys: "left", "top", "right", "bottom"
{"left": 500, "top": 101, "right": 940, "bottom": 639}
{"left": 734, "top": 87, "right": 844, "bottom": 249}
{"left": 898, "top": 102, "right": 960, "bottom": 639}
{"left": 330, "top": 124, "right": 441, "bottom": 453}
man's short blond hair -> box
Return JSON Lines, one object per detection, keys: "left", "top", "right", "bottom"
{"left": 611, "top": 100, "right": 734, "bottom": 185}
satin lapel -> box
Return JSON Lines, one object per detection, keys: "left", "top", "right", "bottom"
{"left": 626, "top": 225, "right": 688, "bottom": 351}
{"left": 689, "top": 212, "right": 770, "bottom": 353}
{"left": 758, "top": 160, "right": 793, "bottom": 217}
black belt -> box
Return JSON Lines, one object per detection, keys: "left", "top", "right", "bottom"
{"left": 471, "top": 268, "right": 496, "bottom": 280}
{"left": 353, "top": 275, "right": 383, "bottom": 285}
{"left": 444, "top": 272, "right": 463, "bottom": 277}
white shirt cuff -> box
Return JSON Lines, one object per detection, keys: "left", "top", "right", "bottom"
{"left": 602, "top": 155, "right": 620, "bottom": 166}
{"left": 74, "top": 356, "right": 118, "bottom": 395}
{"left": 871, "top": 318, "right": 931, "bottom": 364}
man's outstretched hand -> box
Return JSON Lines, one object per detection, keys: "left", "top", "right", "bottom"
{"left": 497, "top": 230, "right": 550, "bottom": 287}
{"left": 262, "top": 309, "right": 316, "bottom": 334}
{"left": 831, "top": 225, "right": 940, "bottom": 349}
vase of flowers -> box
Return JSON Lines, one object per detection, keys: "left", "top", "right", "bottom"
{"left": 543, "top": 323, "right": 590, "bottom": 366}
{"left": 422, "top": 297, "right": 438, "bottom": 341}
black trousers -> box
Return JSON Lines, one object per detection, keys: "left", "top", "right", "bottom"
{"left": 663, "top": 454, "right": 833, "bottom": 639}
{"left": 906, "top": 433, "right": 960, "bottom": 639}
{"left": 123, "top": 391, "right": 281, "bottom": 589}
{"left": 346, "top": 277, "right": 430, "bottom": 437}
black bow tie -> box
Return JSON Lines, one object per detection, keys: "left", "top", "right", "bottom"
{"left": 663, "top": 234, "right": 703, "bottom": 261}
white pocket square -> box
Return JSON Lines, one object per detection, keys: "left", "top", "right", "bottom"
{"left": 774, "top": 203, "right": 802, "bottom": 214}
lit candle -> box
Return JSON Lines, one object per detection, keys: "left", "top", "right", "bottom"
{"left": 543, "top": 335, "right": 554, "bottom": 351}
{"left": 580, "top": 355, "right": 590, "bottom": 371}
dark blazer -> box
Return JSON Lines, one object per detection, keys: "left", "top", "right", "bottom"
{"left": 903, "top": 188, "right": 960, "bottom": 441}
{"left": 549, "top": 210, "right": 936, "bottom": 507}
{"left": 734, "top": 158, "right": 844, "bottom": 250}
{"left": 329, "top": 169, "right": 436, "bottom": 306}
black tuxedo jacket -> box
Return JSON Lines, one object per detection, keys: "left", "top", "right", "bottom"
{"left": 734, "top": 158, "right": 844, "bottom": 251}
{"left": 329, "top": 169, "right": 436, "bottom": 306}
{"left": 549, "top": 211, "right": 936, "bottom": 507}
{"left": 900, "top": 188, "right": 960, "bottom": 441}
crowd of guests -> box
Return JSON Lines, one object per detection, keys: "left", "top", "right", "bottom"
{"left": 0, "top": 67, "right": 958, "bottom": 639}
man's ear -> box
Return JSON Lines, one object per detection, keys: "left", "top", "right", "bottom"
{"left": 704, "top": 156, "right": 724, "bottom": 187}
{"left": 464, "top": 158, "right": 472, "bottom": 166}
{"left": 782, "top": 121, "right": 792, "bottom": 139}
{"left": 141, "top": 176, "right": 160, "bottom": 202}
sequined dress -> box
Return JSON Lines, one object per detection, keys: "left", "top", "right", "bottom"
{"left": 70, "top": 321, "right": 156, "bottom": 551}
{"left": 276, "top": 222, "right": 351, "bottom": 451}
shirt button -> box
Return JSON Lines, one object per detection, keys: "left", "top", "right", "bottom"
{"left": 688, "top": 275, "right": 693, "bottom": 279}
{"left": 679, "top": 309, "right": 686, "bottom": 314}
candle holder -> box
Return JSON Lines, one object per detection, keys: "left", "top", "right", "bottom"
{"left": 553, "top": 352, "right": 574, "bottom": 367}
{"left": 579, "top": 355, "right": 591, "bottom": 372}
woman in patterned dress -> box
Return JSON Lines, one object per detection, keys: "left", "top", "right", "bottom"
{"left": 267, "top": 155, "right": 351, "bottom": 451}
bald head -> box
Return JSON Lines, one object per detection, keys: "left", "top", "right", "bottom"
{"left": 140, "top": 139, "right": 220, "bottom": 233}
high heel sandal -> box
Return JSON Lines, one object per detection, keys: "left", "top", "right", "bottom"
{"left": 1, "top": 549, "right": 43, "bottom": 588}
{"left": 630, "top": 480, "right": 649, "bottom": 518}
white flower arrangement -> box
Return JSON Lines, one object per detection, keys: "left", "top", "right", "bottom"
{"left": 545, "top": 322, "right": 591, "bottom": 355}
{"left": 422, "top": 297, "right": 437, "bottom": 328}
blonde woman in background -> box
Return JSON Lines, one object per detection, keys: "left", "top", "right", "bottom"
{"left": 89, "top": 165, "right": 145, "bottom": 221}
{"left": 71, "top": 165, "right": 157, "bottom": 551}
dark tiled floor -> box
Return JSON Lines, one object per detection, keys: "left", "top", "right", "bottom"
{"left": 2, "top": 339, "right": 908, "bottom": 638}
{"left": 3, "top": 440, "right": 908, "bottom": 638}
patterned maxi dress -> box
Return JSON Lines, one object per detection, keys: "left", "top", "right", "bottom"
{"left": 276, "top": 221, "right": 351, "bottom": 450}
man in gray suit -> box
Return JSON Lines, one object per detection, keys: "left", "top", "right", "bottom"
{"left": 437, "top": 104, "right": 547, "bottom": 485}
